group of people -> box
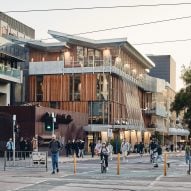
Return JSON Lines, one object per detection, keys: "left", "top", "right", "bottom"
{"left": 5, "top": 135, "right": 39, "bottom": 161}
{"left": 65, "top": 139, "right": 85, "bottom": 158}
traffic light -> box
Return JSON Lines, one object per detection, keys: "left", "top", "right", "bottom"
{"left": 44, "top": 113, "right": 53, "bottom": 131}
{"left": 14, "top": 124, "right": 20, "bottom": 133}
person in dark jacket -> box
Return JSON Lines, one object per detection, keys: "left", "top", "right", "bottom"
{"left": 65, "top": 140, "right": 71, "bottom": 157}
{"left": 49, "top": 134, "right": 61, "bottom": 174}
{"left": 19, "top": 137, "right": 26, "bottom": 159}
{"left": 89, "top": 141, "right": 96, "bottom": 158}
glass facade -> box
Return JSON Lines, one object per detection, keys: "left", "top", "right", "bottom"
{"left": 69, "top": 74, "right": 81, "bottom": 101}
{"left": 88, "top": 101, "right": 109, "bottom": 124}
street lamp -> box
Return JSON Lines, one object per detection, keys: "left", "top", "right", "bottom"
{"left": 13, "top": 114, "right": 16, "bottom": 166}
{"left": 51, "top": 112, "right": 56, "bottom": 135}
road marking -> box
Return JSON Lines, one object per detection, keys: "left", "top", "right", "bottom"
{"left": 148, "top": 174, "right": 163, "bottom": 187}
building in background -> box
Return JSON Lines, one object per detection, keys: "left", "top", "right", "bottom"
{"left": 0, "top": 12, "right": 34, "bottom": 106}
{"left": 147, "top": 54, "right": 189, "bottom": 147}
{"left": 148, "top": 55, "right": 176, "bottom": 91}
{"left": 20, "top": 30, "right": 159, "bottom": 146}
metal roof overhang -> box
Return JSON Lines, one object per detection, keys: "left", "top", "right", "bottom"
{"left": 0, "top": 51, "right": 26, "bottom": 62}
{"left": 26, "top": 42, "right": 68, "bottom": 52}
{"left": 48, "top": 30, "right": 155, "bottom": 69}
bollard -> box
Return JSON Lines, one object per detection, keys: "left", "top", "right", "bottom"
{"left": 73, "top": 153, "right": 76, "bottom": 175}
{"left": 164, "top": 153, "right": 167, "bottom": 176}
{"left": 117, "top": 153, "right": 120, "bottom": 175}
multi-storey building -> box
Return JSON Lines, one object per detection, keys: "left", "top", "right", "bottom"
{"left": 147, "top": 55, "right": 189, "bottom": 146}
{"left": 24, "top": 30, "right": 158, "bottom": 146}
{"left": 0, "top": 12, "right": 34, "bottom": 105}
{"left": 148, "top": 55, "right": 176, "bottom": 91}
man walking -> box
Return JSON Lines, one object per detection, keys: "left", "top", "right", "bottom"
{"left": 49, "top": 134, "right": 61, "bottom": 174}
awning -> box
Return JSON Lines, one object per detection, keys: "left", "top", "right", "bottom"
{"left": 83, "top": 124, "right": 112, "bottom": 132}
{"left": 83, "top": 124, "right": 145, "bottom": 132}
{"left": 168, "top": 128, "right": 190, "bottom": 136}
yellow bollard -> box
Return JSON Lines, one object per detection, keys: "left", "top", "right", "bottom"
{"left": 73, "top": 153, "right": 76, "bottom": 175}
{"left": 164, "top": 153, "right": 167, "bottom": 176}
{"left": 117, "top": 153, "right": 120, "bottom": 175}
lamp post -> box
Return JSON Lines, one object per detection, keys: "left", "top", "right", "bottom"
{"left": 52, "top": 112, "right": 56, "bottom": 135}
{"left": 13, "top": 114, "right": 16, "bottom": 166}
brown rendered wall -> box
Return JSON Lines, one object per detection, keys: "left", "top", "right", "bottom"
{"left": 0, "top": 106, "right": 88, "bottom": 142}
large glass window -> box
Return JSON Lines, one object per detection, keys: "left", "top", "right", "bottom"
{"left": 77, "top": 46, "right": 84, "bottom": 67}
{"left": 88, "top": 101, "right": 109, "bottom": 124}
{"left": 88, "top": 49, "right": 94, "bottom": 67}
{"left": 36, "top": 75, "right": 43, "bottom": 101}
{"left": 94, "top": 50, "right": 102, "bottom": 66}
{"left": 69, "top": 74, "right": 81, "bottom": 101}
{"left": 96, "top": 74, "right": 109, "bottom": 100}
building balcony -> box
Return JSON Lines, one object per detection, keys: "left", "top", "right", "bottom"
{"left": 144, "top": 103, "right": 167, "bottom": 117}
{"left": 0, "top": 64, "right": 22, "bottom": 83}
{"left": 29, "top": 60, "right": 156, "bottom": 92}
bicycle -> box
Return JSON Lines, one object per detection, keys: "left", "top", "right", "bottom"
{"left": 101, "top": 155, "right": 107, "bottom": 173}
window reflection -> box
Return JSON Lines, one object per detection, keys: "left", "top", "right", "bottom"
{"left": 69, "top": 74, "right": 81, "bottom": 101}
{"left": 88, "top": 101, "right": 108, "bottom": 124}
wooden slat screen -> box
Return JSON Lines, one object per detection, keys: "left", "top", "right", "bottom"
{"left": 29, "top": 76, "right": 36, "bottom": 101}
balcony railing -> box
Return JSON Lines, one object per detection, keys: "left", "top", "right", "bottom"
{"left": 29, "top": 59, "right": 156, "bottom": 92}
{"left": 145, "top": 102, "right": 167, "bottom": 117}
{"left": 0, "top": 64, "right": 22, "bottom": 82}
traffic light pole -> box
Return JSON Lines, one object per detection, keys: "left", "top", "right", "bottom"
{"left": 52, "top": 112, "right": 56, "bottom": 135}
{"left": 13, "top": 114, "right": 16, "bottom": 166}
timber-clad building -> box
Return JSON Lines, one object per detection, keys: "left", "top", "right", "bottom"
{"left": 26, "top": 30, "right": 156, "bottom": 145}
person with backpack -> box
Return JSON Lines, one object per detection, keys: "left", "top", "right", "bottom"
{"left": 185, "top": 142, "right": 191, "bottom": 164}
{"left": 49, "top": 134, "right": 61, "bottom": 174}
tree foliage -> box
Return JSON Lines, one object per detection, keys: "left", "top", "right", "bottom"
{"left": 171, "top": 65, "right": 191, "bottom": 129}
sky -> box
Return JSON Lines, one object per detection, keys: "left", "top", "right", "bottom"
{"left": 1, "top": 0, "right": 191, "bottom": 91}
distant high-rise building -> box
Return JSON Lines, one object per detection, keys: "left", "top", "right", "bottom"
{"left": 148, "top": 55, "right": 176, "bottom": 91}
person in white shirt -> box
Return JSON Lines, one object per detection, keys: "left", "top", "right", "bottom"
{"left": 107, "top": 142, "right": 113, "bottom": 160}
{"left": 121, "top": 138, "right": 129, "bottom": 162}
{"left": 94, "top": 140, "right": 102, "bottom": 156}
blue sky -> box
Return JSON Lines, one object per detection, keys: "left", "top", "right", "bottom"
{"left": 2, "top": 0, "right": 191, "bottom": 91}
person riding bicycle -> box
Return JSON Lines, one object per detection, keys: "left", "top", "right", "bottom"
{"left": 100, "top": 142, "right": 109, "bottom": 171}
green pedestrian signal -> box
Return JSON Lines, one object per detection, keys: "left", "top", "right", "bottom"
{"left": 44, "top": 113, "right": 53, "bottom": 131}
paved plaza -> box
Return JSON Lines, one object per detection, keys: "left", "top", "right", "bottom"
{"left": 0, "top": 152, "right": 191, "bottom": 191}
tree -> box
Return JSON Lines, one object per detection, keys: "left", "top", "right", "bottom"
{"left": 171, "top": 65, "right": 191, "bottom": 130}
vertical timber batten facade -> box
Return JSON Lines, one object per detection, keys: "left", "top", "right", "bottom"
{"left": 27, "top": 31, "right": 155, "bottom": 144}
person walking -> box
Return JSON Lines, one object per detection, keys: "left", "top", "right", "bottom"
{"left": 138, "top": 142, "right": 144, "bottom": 157}
{"left": 65, "top": 140, "right": 71, "bottom": 157}
{"left": 89, "top": 141, "right": 96, "bottom": 158}
{"left": 31, "top": 134, "right": 38, "bottom": 152}
{"left": 107, "top": 142, "right": 113, "bottom": 160}
{"left": 121, "top": 138, "right": 129, "bottom": 162}
{"left": 6, "top": 138, "right": 14, "bottom": 161}
{"left": 185, "top": 142, "right": 191, "bottom": 164}
{"left": 49, "top": 134, "right": 61, "bottom": 174}
{"left": 95, "top": 140, "right": 102, "bottom": 156}
{"left": 19, "top": 137, "right": 26, "bottom": 160}
{"left": 78, "top": 140, "right": 85, "bottom": 158}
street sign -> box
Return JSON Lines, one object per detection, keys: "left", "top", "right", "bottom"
{"left": 32, "top": 152, "right": 47, "bottom": 165}
{"left": 108, "top": 128, "right": 113, "bottom": 137}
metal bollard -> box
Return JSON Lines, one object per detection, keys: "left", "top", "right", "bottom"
{"left": 73, "top": 153, "right": 77, "bottom": 175}
{"left": 164, "top": 153, "right": 167, "bottom": 176}
{"left": 117, "top": 153, "right": 120, "bottom": 175}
